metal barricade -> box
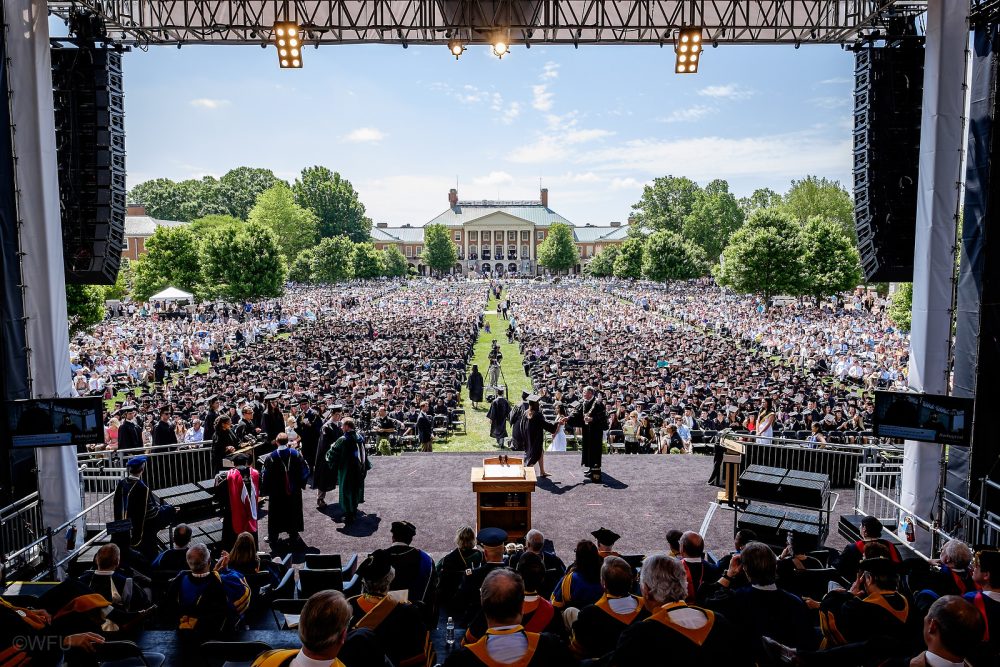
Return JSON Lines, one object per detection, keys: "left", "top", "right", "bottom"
{"left": 941, "top": 479, "right": 1000, "bottom": 547}
{"left": 0, "top": 492, "right": 44, "bottom": 566}
{"left": 79, "top": 441, "right": 216, "bottom": 493}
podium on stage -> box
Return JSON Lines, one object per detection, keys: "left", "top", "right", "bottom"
{"left": 471, "top": 457, "right": 536, "bottom": 541}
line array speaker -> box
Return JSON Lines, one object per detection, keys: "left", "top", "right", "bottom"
{"left": 51, "top": 46, "right": 126, "bottom": 285}
{"left": 853, "top": 45, "right": 924, "bottom": 282}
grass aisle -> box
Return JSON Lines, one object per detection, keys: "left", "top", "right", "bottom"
{"left": 437, "top": 290, "right": 534, "bottom": 452}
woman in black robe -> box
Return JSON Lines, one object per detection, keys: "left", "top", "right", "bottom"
{"left": 467, "top": 365, "right": 484, "bottom": 408}
{"left": 513, "top": 396, "right": 562, "bottom": 478}
{"left": 313, "top": 408, "right": 343, "bottom": 506}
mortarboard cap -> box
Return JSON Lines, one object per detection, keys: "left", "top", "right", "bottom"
{"left": 592, "top": 527, "right": 621, "bottom": 546}
{"left": 264, "top": 393, "right": 281, "bottom": 401}
{"left": 391, "top": 520, "right": 417, "bottom": 541}
{"left": 477, "top": 527, "right": 508, "bottom": 547}
{"left": 356, "top": 549, "right": 393, "bottom": 581}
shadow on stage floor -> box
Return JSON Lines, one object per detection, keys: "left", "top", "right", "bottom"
{"left": 263, "top": 452, "right": 852, "bottom": 561}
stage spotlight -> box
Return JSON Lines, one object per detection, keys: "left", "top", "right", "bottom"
{"left": 274, "top": 21, "right": 302, "bottom": 68}
{"left": 492, "top": 32, "right": 509, "bottom": 59}
{"left": 674, "top": 27, "right": 703, "bottom": 74}
{"left": 447, "top": 39, "right": 465, "bottom": 59}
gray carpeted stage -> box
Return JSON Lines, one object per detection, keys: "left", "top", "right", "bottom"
{"left": 263, "top": 452, "right": 852, "bottom": 561}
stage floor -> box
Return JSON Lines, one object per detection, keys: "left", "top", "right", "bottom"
{"left": 263, "top": 452, "right": 853, "bottom": 561}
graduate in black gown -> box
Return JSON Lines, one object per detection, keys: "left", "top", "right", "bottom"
{"left": 486, "top": 388, "right": 511, "bottom": 449}
{"left": 260, "top": 433, "right": 310, "bottom": 549}
{"left": 511, "top": 394, "right": 562, "bottom": 478}
{"left": 347, "top": 550, "right": 428, "bottom": 667}
{"left": 314, "top": 405, "right": 344, "bottom": 507}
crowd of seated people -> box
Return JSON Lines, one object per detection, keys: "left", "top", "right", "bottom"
{"left": 2, "top": 511, "right": 998, "bottom": 666}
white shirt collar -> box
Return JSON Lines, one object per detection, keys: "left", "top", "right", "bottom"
{"left": 752, "top": 584, "right": 778, "bottom": 591}
{"left": 290, "top": 651, "right": 339, "bottom": 667}
{"left": 924, "top": 650, "right": 966, "bottom": 667}
{"left": 682, "top": 557, "right": 702, "bottom": 563}
{"left": 94, "top": 569, "right": 117, "bottom": 576}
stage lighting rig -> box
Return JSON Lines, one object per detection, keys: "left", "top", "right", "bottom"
{"left": 675, "top": 27, "right": 703, "bottom": 74}
{"left": 273, "top": 21, "right": 302, "bottom": 68}
{"left": 492, "top": 30, "right": 510, "bottom": 59}
{"left": 448, "top": 39, "right": 465, "bottom": 59}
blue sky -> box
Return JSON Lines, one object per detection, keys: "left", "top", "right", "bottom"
{"left": 121, "top": 41, "right": 856, "bottom": 225}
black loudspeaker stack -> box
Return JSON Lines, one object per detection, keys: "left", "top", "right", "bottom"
{"left": 51, "top": 46, "right": 126, "bottom": 285}
{"left": 853, "top": 44, "right": 924, "bottom": 283}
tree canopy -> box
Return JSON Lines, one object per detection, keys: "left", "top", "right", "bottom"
{"left": 537, "top": 223, "right": 578, "bottom": 273}
{"left": 66, "top": 284, "right": 105, "bottom": 335}
{"left": 313, "top": 236, "right": 356, "bottom": 283}
{"left": 888, "top": 282, "right": 913, "bottom": 332}
{"left": 585, "top": 246, "right": 619, "bottom": 277}
{"left": 199, "top": 222, "right": 285, "bottom": 300}
{"left": 248, "top": 183, "right": 320, "bottom": 261}
{"left": 783, "top": 176, "right": 855, "bottom": 241}
{"left": 189, "top": 214, "right": 243, "bottom": 238}
{"left": 288, "top": 249, "right": 316, "bottom": 283}
{"left": 131, "top": 226, "right": 202, "bottom": 301}
{"left": 293, "top": 166, "right": 372, "bottom": 242}
{"left": 382, "top": 245, "right": 409, "bottom": 278}
{"left": 630, "top": 176, "right": 702, "bottom": 233}
{"left": 642, "top": 230, "right": 709, "bottom": 281}
{"left": 800, "top": 216, "right": 863, "bottom": 300}
{"left": 715, "top": 208, "right": 806, "bottom": 301}
{"left": 421, "top": 224, "right": 458, "bottom": 276}
{"left": 613, "top": 236, "right": 645, "bottom": 279}
{"left": 219, "top": 167, "right": 284, "bottom": 220}
{"left": 682, "top": 183, "right": 745, "bottom": 261}
{"left": 352, "top": 242, "right": 385, "bottom": 279}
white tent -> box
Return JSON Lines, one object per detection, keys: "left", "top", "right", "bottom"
{"left": 149, "top": 286, "right": 194, "bottom": 302}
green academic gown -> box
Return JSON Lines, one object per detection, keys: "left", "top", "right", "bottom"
{"left": 326, "top": 430, "right": 371, "bottom": 516}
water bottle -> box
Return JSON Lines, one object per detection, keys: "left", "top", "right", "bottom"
{"left": 445, "top": 616, "right": 455, "bottom": 647}
{"left": 66, "top": 525, "right": 77, "bottom": 551}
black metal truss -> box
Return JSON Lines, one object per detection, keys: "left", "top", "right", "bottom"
{"left": 46, "top": 0, "right": 924, "bottom": 47}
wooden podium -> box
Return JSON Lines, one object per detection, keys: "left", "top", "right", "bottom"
{"left": 471, "top": 457, "right": 536, "bottom": 541}
{"left": 717, "top": 434, "right": 746, "bottom": 505}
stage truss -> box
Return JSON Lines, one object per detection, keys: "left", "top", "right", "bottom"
{"left": 46, "top": 0, "right": 931, "bottom": 48}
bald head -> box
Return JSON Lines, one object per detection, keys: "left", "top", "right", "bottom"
{"left": 481, "top": 569, "right": 524, "bottom": 626}
{"left": 680, "top": 531, "right": 704, "bottom": 559}
{"left": 925, "top": 596, "right": 984, "bottom": 661}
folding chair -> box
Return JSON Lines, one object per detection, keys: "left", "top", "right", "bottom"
{"left": 96, "top": 640, "right": 165, "bottom": 667}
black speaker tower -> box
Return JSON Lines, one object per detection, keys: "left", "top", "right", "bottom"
{"left": 853, "top": 43, "right": 924, "bottom": 282}
{"left": 51, "top": 45, "right": 126, "bottom": 285}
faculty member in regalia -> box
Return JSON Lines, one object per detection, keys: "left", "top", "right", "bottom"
{"left": 214, "top": 452, "right": 260, "bottom": 549}
{"left": 325, "top": 417, "right": 371, "bottom": 525}
{"left": 113, "top": 455, "right": 174, "bottom": 559}
{"left": 261, "top": 432, "right": 310, "bottom": 550}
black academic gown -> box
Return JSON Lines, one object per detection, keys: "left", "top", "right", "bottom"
{"left": 260, "top": 447, "right": 309, "bottom": 537}
{"left": 113, "top": 476, "right": 168, "bottom": 557}
{"left": 117, "top": 420, "right": 141, "bottom": 450}
{"left": 386, "top": 544, "right": 436, "bottom": 607}
{"left": 347, "top": 595, "right": 427, "bottom": 667}
{"left": 468, "top": 371, "right": 485, "bottom": 403}
{"left": 443, "top": 629, "right": 576, "bottom": 667}
{"left": 152, "top": 419, "right": 177, "bottom": 447}
{"left": 486, "top": 397, "right": 511, "bottom": 440}
{"left": 704, "top": 585, "right": 818, "bottom": 661}
{"left": 314, "top": 419, "right": 343, "bottom": 492}
{"left": 513, "top": 409, "right": 558, "bottom": 466}
{"left": 453, "top": 561, "right": 509, "bottom": 626}
{"left": 568, "top": 398, "right": 607, "bottom": 469}
{"left": 570, "top": 594, "right": 650, "bottom": 659}
{"left": 608, "top": 602, "right": 751, "bottom": 666}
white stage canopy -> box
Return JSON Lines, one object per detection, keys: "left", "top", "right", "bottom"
{"left": 149, "top": 286, "right": 194, "bottom": 302}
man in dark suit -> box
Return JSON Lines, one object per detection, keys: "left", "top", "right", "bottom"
{"left": 202, "top": 396, "right": 221, "bottom": 444}
{"left": 679, "top": 531, "right": 719, "bottom": 603}
{"left": 151, "top": 406, "right": 177, "bottom": 447}
{"left": 117, "top": 405, "right": 142, "bottom": 450}
{"left": 416, "top": 401, "right": 434, "bottom": 452}
{"left": 152, "top": 524, "right": 193, "bottom": 573}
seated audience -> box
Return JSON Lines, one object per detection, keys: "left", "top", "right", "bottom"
{"left": 966, "top": 547, "right": 1000, "bottom": 661}
{"left": 78, "top": 543, "right": 152, "bottom": 626}
{"left": 454, "top": 528, "right": 511, "bottom": 626}
{"left": 152, "top": 524, "right": 193, "bottom": 573}
{"left": 465, "top": 552, "right": 565, "bottom": 644}
{"left": 386, "top": 520, "right": 436, "bottom": 608}
{"left": 164, "top": 543, "right": 250, "bottom": 640}
{"left": 437, "top": 525, "right": 484, "bottom": 614}
{"left": 777, "top": 531, "right": 826, "bottom": 582}
{"left": 444, "top": 569, "right": 575, "bottom": 666}
{"left": 551, "top": 540, "right": 605, "bottom": 611}
{"left": 716, "top": 528, "right": 757, "bottom": 590}
{"left": 678, "top": 530, "right": 719, "bottom": 602}
{"left": 346, "top": 549, "right": 427, "bottom": 667}
{"left": 251, "top": 590, "right": 352, "bottom": 667}
{"left": 569, "top": 555, "right": 648, "bottom": 659}
{"left": 507, "top": 528, "right": 566, "bottom": 597}
{"left": 607, "top": 554, "right": 748, "bottom": 665}
{"left": 835, "top": 516, "right": 902, "bottom": 580}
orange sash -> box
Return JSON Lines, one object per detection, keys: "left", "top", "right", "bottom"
{"left": 594, "top": 594, "right": 645, "bottom": 625}
{"left": 646, "top": 601, "right": 715, "bottom": 646}
{"left": 465, "top": 626, "right": 541, "bottom": 667}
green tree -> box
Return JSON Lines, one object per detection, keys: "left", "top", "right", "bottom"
{"left": 312, "top": 236, "right": 356, "bottom": 283}
{"left": 888, "top": 282, "right": 913, "bottom": 332}
{"left": 190, "top": 214, "right": 243, "bottom": 239}
{"left": 739, "top": 187, "right": 783, "bottom": 218}
{"left": 293, "top": 166, "right": 372, "bottom": 241}
{"left": 381, "top": 245, "right": 409, "bottom": 278}
{"left": 199, "top": 224, "right": 243, "bottom": 299}
{"left": 127, "top": 178, "right": 188, "bottom": 221}
{"left": 66, "top": 284, "right": 105, "bottom": 335}
{"left": 536, "top": 223, "right": 578, "bottom": 273}
{"left": 225, "top": 223, "right": 286, "bottom": 300}
{"left": 783, "top": 176, "right": 855, "bottom": 241}
{"left": 421, "top": 224, "right": 458, "bottom": 276}
{"left": 630, "top": 176, "right": 702, "bottom": 233}
{"left": 682, "top": 187, "right": 745, "bottom": 261}
{"left": 248, "top": 183, "right": 320, "bottom": 261}
{"left": 352, "top": 242, "right": 384, "bottom": 279}
{"left": 585, "top": 246, "right": 620, "bottom": 277}
{"left": 288, "top": 249, "right": 315, "bottom": 283}
{"left": 103, "top": 259, "right": 132, "bottom": 300}
{"left": 715, "top": 208, "right": 806, "bottom": 301}
{"left": 642, "top": 230, "right": 709, "bottom": 281}
{"left": 800, "top": 216, "right": 863, "bottom": 300}
{"left": 131, "top": 226, "right": 202, "bottom": 301}
{"left": 613, "top": 237, "right": 645, "bottom": 279}
{"left": 219, "top": 167, "right": 284, "bottom": 220}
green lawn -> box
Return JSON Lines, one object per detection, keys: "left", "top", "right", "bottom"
{"left": 435, "top": 290, "right": 533, "bottom": 452}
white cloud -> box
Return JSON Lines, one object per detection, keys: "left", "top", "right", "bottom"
{"left": 610, "top": 177, "right": 642, "bottom": 191}
{"left": 189, "top": 98, "right": 230, "bottom": 109}
{"left": 577, "top": 131, "right": 851, "bottom": 181}
{"left": 532, "top": 84, "right": 554, "bottom": 111}
{"left": 501, "top": 101, "right": 522, "bottom": 125}
{"left": 541, "top": 61, "right": 560, "bottom": 80}
{"left": 809, "top": 96, "right": 851, "bottom": 110}
{"left": 342, "top": 127, "right": 386, "bottom": 143}
{"left": 698, "top": 84, "right": 755, "bottom": 100}
{"left": 658, "top": 105, "right": 718, "bottom": 123}
{"left": 473, "top": 171, "right": 515, "bottom": 186}
{"left": 508, "top": 137, "right": 568, "bottom": 164}
{"left": 564, "top": 128, "right": 615, "bottom": 144}
{"left": 819, "top": 77, "right": 852, "bottom": 85}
